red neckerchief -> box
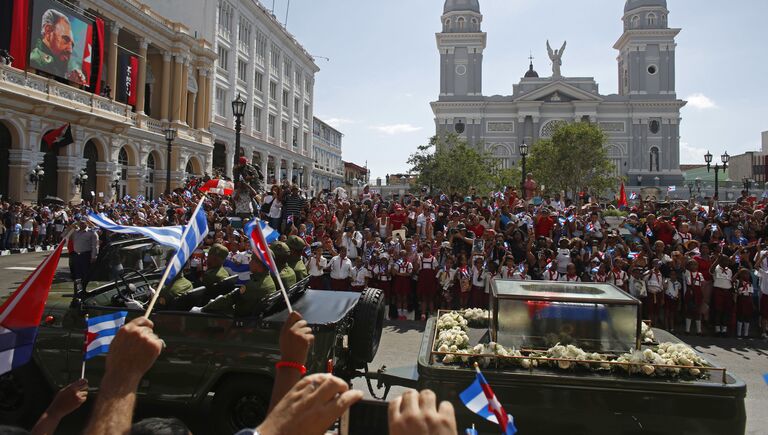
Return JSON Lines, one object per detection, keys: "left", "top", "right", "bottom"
{"left": 548, "top": 269, "right": 558, "bottom": 280}
{"left": 613, "top": 269, "right": 624, "bottom": 282}
{"left": 505, "top": 267, "right": 515, "bottom": 279}
{"left": 566, "top": 274, "right": 578, "bottom": 281}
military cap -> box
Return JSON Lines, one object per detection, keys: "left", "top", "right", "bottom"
{"left": 286, "top": 235, "right": 307, "bottom": 251}
{"left": 208, "top": 243, "right": 229, "bottom": 260}
{"left": 270, "top": 241, "right": 291, "bottom": 257}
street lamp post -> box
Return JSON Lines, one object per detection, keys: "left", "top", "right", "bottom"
{"left": 743, "top": 178, "right": 752, "bottom": 196}
{"left": 705, "top": 151, "right": 729, "bottom": 200}
{"left": 74, "top": 169, "right": 88, "bottom": 191}
{"left": 164, "top": 127, "right": 177, "bottom": 195}
{"left": 637, "top": 175, "right": 643, "bottom": 187}
{"left": 29, "top": 164, "right": 45, "bottom": 197}
{"left": 231, "top": 93, "right": 247, "bottom": 174}
{"left": 695, "top": 177, "right": 702, "bottom": 198}
{"left": 298, "top": 167, "right": 304, "bottom": 188}
{"left": 519, "top": 142, "right": 529, "bottom": 200}
{"left": 111, "top": 178, "right": 120, "bottom": 197}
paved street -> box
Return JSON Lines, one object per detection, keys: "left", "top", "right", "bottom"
{"left": 1, "top": 251, "right": 766, "bottom": 434}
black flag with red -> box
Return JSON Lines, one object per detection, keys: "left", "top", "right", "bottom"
{"left": 42, "top": 124, "right": 74, "bottom": 151}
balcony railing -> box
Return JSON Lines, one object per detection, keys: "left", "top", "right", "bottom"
{"left": 1, "top": 64, "right": 132, "bottom": 124}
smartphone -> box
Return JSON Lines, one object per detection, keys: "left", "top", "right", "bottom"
{"left": 343, "top": 399, "right": 389, "bottom": 435}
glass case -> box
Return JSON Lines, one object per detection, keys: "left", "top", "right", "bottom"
{"left": 489, "top": 280, "right": 641, "bottom": 353}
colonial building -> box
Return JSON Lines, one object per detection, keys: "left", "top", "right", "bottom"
{"left": 312, "top": 117, "right": 344, "bottom": 193}
{"left": 0, "top": 0, "right": 216, "bottom": 204}
{"left": 144, "top": 0, "right": 319, "bottom": 190}
{"left": 432, "top": 0, "right": 686, "bottom": 186}
{"left": 343, "top": 160, "right": 369, "bottom": 196}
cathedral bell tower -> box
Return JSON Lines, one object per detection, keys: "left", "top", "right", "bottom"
{"left": 437, "top": 0, "right": 486, "bottom": 100}
{"left": 615, "top": 0, "right": 680, "bottom": 96}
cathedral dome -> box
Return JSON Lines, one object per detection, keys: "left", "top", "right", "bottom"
{"left": 624, "top": 0, "right": 667, "bottom": 13}
{"left": 524, "top": 62, "right": 539, "bottom": 78}
{"left": 444, "top": 0, "right": 480, "bottom": 14}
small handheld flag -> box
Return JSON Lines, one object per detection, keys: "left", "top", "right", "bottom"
{"left": 246, "top": 219, "right": 292, "bottom": 313}
{"left": 84, "top": 311, "right": 127, "bottom": 360}
{"left": 460, "top": 364, "right": 517, "bottom": 435}
{"left": 668, "top": 186, "right": 676, "bottom": 192}
{"left": 629, "top": 192, "right": 638, "bottom": 201}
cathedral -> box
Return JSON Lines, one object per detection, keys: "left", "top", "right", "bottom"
{"left": 432, "top": 0, "right": 686, "bottom": 186}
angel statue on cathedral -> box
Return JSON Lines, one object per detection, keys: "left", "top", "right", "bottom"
{"left": 547, "top": 40, "right": 567, "bottom": 79}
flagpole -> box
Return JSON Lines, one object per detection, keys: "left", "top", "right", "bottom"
{"left": 81, "top": 313, "right": 88, "bottom": 379}
{"left": 144, "top": 195, "right": 207, "bottom": 317}
{"left": 257, "top": 221, "right": 294, "bottom": 313}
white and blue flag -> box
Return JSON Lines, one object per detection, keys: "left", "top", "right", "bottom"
{"left": 84, "top": 311, "right": 127, "bottom": 360}
{"left": 88, "top": 213, "right": 184, "bottom": 250}
{"left": 164, "top": 201, "right": 209, "bottom": 285}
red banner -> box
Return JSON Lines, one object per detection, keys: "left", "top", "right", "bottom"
{"left": 9, "top": 0, "right": 30, "bottom": 70}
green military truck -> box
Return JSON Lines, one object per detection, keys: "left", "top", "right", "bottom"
{"left": 0, "top": 237, "right": 385, "bottom": 434}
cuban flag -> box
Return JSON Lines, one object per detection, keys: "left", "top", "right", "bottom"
{"left": 668, "top": 186, "right": 676, "bottom": 192}
{"left": 224, "top": 255, "right": 251, "bottom": 284}
{"left": 0, "top": 238, "right": 67, "bottom": 375}
{"left": 164, "top": 199, "right": 209, "bottom": 285}
{"left": 84, "top": 312, "right": 127, "bottom": 360}
{"left": 460, "top": 367, "right": 517, "bottom": 435}
{"left": 88, "top": 213, "right": 184, "bottom": 249}
{"left": 244, "top": 219, "right": 280, "bottom": 274}
{"left": 646, "top": 226, "right": 654, "bottom": 238}
{"left": 629, "top": 192, "right": 638, "bottom": 200}
{"left": 199, "top": 179, "right": 235, "bottom": 196}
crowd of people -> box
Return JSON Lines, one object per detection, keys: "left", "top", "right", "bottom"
{"left": 5, "top": 177, "right": 768, "bottom": 341}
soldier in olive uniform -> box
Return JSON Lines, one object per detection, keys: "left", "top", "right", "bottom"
{"left": 158, "top": 274, "right": 194, "bottom": 308}
{"left": 286, "top": 235, "right": 309, "bottom": 281}
{"left": 203, "top": 243, "right": 231, "bottom": 291}
{"left": 270, "top": 241, "right": 297, "bottom": 289}
{"left": 202, "top": 252, "right": 277, "bottom": 317}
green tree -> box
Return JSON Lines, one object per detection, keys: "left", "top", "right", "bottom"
{"left": 407, "top": 134, "right": 505, "bottom": 195}
{"left": 527, "top": 122, "right": 618, "bottom": 199}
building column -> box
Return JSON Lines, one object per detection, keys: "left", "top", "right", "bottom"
{"left": 187, "top": 93, "right": 197, "bottom": 129}
{"left": 135, "top": 38, "right": 149, "bottom": 114}
{"left": 106, "top": 23, "right": 121, "bottom": 99}
{"left": 171, "top": 55, "right": 184, "bottom": 123}
{"left": 287, "top": 160, "right": 294, "bottom": 185}
{"left": 261, "top": 155, "right": 269, "bottom": 187}
{"left": 194, "top": 68, "right": 207, "bottom": 130}
{"left": 203, "top": 70, "right": 212, "bottom": 130}
{"left": 179, "top": 58, "right": 190, "bottom": 125}
{"left": 160, "top": 53, "right": 171, "bottom": 122}
{"left": 224, "top": 145, "right": 234, "bottom": 179}
{"left": 275, "top": 159, "right": 283, "bottom": 185}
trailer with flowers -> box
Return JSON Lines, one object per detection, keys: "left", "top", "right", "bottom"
{"left": 370, "top": 281, "right": 746, "bottom": 435}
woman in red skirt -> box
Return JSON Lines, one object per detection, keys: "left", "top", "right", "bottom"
{"left": 416, "top": 244, "right": 438, "bottom": 321}
{"left": 392, "top": 250, "right": 413, "bottom": 320}
{"left": 456, "top": 254, "right": 471, "bottom": 309}
{"left": 710, "top": 255, "right": 734, "bottom": 336}
{"left": 685, "top": 260, "right": 704, "bottom": 335}
{"left": 372, "top": 253, "right": 394, "bottom": 319}
{"left": 734, "top": 268, "right": 754, "bottom": 338}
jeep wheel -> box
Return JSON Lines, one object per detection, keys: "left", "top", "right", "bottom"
{"left": 349, "top": 287, "right": 385, "bottom": 368}
{"left": 0, "top": 364, "right": 51, "bottom": 427}
{"left": 211, "top": 376, "right": 272, "bottom": 434}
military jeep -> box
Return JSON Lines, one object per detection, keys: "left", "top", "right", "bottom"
{"left": 0, "top": 238, "right": 385, "bottom": 434}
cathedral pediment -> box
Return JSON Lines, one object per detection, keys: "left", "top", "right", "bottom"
{"left": 513, "top": 81, "right": 603, "bottom": 103}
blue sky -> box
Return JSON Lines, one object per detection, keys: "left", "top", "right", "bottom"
{"left": 280, "top": 0, "right": 768, "bottom": 180}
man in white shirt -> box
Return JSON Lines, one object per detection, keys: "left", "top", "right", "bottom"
{"left": 337, "top": 220, "right": 362, "bottom": 260}
{"left": 350, "top": 257, "right": 371, "bottom": 292}
{"left": 307, "top": 246, "right": 328, "bottom": 289}
{"left": 329, "top": 246, "right": 353, "bottom": 291}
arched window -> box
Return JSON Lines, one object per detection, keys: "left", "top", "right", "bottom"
{"left": 661, "top": 14, "right": 667, "bottom": 26}
{"left": 631, "top": 15, "right": 640, "bottom": 28}
{"left": 117, "top": 147, "right": 129, "bottom": 199}
{"left": 491, "top": 145, "right": 511, "bottom": 170}
{"left": 540, "top": 120, "right": 567, "bottom": 138}
{"left": 607, "top": 145, "right": 623, "bottom": 177}
{"left": 444, "top": 19, "right": 451, "bottom": 31}
{"left": 457, "top": 17, "right": 465, "bottom": 31}
{"left": 650, "top": 147, "right": 660, "bottom": 172}
{"left": 647, "top": 13, "right": 657, "bottom": 26}
{"left": 470, "top": 17, "right": 478, "bottom": 30}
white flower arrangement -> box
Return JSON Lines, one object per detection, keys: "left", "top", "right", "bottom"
{"left": 615, "top": 342, "right": 707, "bottom": 378}
{"left": 435, "top": 326, "right": 470, "bottom": 352}
{"left": 461, "top": 308, "right": 490, "bottom": 326}
{"left": 641, "top": 322, "right": 656, "bottom": 344}
{"left": 436, "top": 312, "right": 469, "bottom": 332}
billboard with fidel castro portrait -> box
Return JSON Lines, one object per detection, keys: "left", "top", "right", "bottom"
{"left": 28, "top": 0, "right": 93, "bottom": 87}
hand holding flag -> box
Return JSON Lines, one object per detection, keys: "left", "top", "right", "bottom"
{"left": 460, "top": 364, "right": 517, "bottom": 435}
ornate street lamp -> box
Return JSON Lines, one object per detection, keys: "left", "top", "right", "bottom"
{"left": 231, "top": 93, "right": 247, "bottom": 171}
{"left": 164, "top": 127, "right": 177, "bottom": 195}
{"left": 29, "top": 164, "right": 45, "bottom": 190}
{"left": 520, "top": 142, "right": 529, "bottom": 200}
{"left": 74, "top": 169, "right": 88, "bottom": 190}
{"left": 705, "top": 150, "right": 728, "bottom": 200}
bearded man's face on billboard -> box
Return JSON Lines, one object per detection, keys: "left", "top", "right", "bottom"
{"left": 45, "top": 17, "right": 74, "bottom": 62}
